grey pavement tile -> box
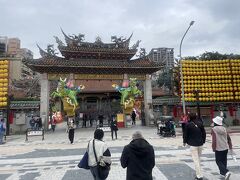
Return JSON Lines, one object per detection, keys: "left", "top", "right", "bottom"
{"left": 0, "top": 174, "right": 12, "bottom": 180}
{"left": 19, "top": 172, "right": 40, "bottom": 180}
{"left": 62, "top": 169, "right": 94, "bottom": 180}
{"left": 46, "top": 160, "right": 76, "bottom": 165}
{"left": 18, "top": 168, "right": 38, "bottom": 173}
{"left": 78, "top": 138, "right": 88, "bottom": 140}
{"left": 0, "top": 162, "right": 33, "bottom": 167}
{"left": 24, "top": 164, "right": 55, "bottom": 168}
{"left": 157, "top": 163, "right": 196, "bottom": 180}
{"left": 69, "top": 165, "right": 76, "bottom": 168}
{"left": 229, "top": 166, "right": 240, "bottom": 174}
{"left": 202, "top": 154, "right": 215, "bottom": 158}
{"left": 211, "top": 172, "right": 219, "bottom": 175}
{"left": 1, "top": 148, "right": 86, "bottom": 159}
{"left": 154, "top": 146, "right": 186, "bottom": 151}
{"left": 181, "top": 159, "right": 193, "bottom": 162}
{"left": 43, "top": 167, "right": 51, "bottom": 170}
{"left": 203, "top": 168, "right": 211, "bottom": 171}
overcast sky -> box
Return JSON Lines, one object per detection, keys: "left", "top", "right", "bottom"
{"left": 1, "top": 0, "right": 240, "bottom": 58}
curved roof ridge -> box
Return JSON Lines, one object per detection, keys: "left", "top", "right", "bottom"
{"left": 59, "top": 29, "right": 134, "bottom": 49}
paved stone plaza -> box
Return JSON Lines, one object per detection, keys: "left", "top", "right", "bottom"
{"left": 0, "top": 123, "right": 240, "bottom": 180}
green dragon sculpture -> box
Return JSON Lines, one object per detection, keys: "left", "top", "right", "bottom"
{"left": 112, "top": 78, "right": 142, "bottom": 110}
{"left": 51, "top": 77, "right": 85, "bottom": 116}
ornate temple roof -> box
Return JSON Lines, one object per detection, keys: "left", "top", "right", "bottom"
{"left": 54, "top": 29, "right": 139, "bottom": 59}
{"left": 23, "top": 56, "right": 162, "bottom": 74}
{"left": 23, "top": 30, "right": 163, "bottom": 74}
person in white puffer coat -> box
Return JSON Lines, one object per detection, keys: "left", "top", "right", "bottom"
{"left": 88, "top": 129, "right": 111, "bottom": 180}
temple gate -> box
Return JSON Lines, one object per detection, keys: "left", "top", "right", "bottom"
{"left": 23, "top": 30, "right": 162, "bottom": 129}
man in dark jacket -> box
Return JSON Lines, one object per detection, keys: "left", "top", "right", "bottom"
{"left": 120, "top": 131, "right": 155, "bottom": 180}
{"left": 110, "top": 116, "right": 118, "bottom": 140}
{"left": 183, "top": 113, "right": 206, "bottom": 180}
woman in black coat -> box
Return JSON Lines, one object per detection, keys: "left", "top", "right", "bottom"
{"left": 183, "top": 113, "right": 206, "bottom": 180}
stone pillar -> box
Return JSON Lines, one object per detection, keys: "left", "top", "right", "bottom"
{"left": 40, "top": 73, "right": 50, "bottom": 130}
{"left": 144, "top": 74, "right": 153, "bottom": 126}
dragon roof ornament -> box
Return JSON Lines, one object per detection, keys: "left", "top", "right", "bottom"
{"left": 54, "top": 36, "right": 65, "bottom": 47}
{"left": 131, "top": 40, "right": 141, "bottom": 50}
{"left": 37, "top": 44, "right": 58, "bottom": 58}
{"left": 60, "top": 28, "right": 134, "bottom": 49}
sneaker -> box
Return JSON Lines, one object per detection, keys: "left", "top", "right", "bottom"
{"left": 225, "top": 172, "right": 231, "bottom": 180}
{"left": 194, "top": 177, "right": 203, "bottom": 180}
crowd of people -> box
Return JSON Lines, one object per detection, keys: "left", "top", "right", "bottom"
{"left": 1, "top": 109, "right": 234, "bottom": 180}
{"left": 29, "top": 116, "right": 42, "bottom": 130}
{"left": 66, "top": 113, "right": 119, "bottom": 144}
{"left": 82, "top": 129, "right": 154, "bottom": 180}
{"left": 77, "top": 112, "right": 234, "bottom": 180}
{"left": 182, "top": 113, "right": 233, "bottom": 180}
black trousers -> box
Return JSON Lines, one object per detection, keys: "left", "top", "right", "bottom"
{"left": 215, "top": 149, "right": 229, "bottom": 175}
{"left": 68, "top": 129, "right": 75, "bottom": 144}
{"left": 111, "top": 130, "right": 117, "bottom": 140}
{"left": 181, "top": 123, "right": 186, "bottom": 133}
{"left": 51, "top": 124, "right": 56, "bottom": 132}
{"left": 132, "top": 118, "right": 136, "bottom": 125}
{"left": 82, "top": 120, "right": 86, "bottom": 128}
{"left": 181, "top": 123, "right": 186, "bottom": 140}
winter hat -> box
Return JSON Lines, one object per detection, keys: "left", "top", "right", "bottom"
{"left": 213, "top": 116, "right": 223, "bottom": 126}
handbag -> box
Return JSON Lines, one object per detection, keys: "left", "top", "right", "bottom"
{"left": 93, "top": 139, "right": 110, "bottom": 179}
{"left": 78, "top": 143, "right": 90, "bottom": 169}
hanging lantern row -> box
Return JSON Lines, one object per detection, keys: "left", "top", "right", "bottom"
{"left": 181, "top": 59, "right": 240, "bottom": 102}
{"left": 0, "top": 65, "right": 8, "bottom": 69}
{"left": 183, "top": 75, "right": 233, "bottom": 80}
{"left": 182, "top": 71, "right": 231, "bottom": 75}
{"left": 0, "top": 60, "right": 8, "bottom": 65}
{"left": 0, "top": 60, "right": 9, "bottom": 107}
{"left": 182, "top": 59, "right": 229, "bottom": 64}
{"left": 184, "top": 96, "right": 235, "bottom": 102}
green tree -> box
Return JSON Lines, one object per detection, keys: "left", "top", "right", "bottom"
{"left": 183, "top": 51, "right": 240, "bottom": 60}
{"left": 157, "top": 69, "right": 173, "bottom": 91}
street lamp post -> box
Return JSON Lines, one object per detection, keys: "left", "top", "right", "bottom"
{"left": 179, "top": 21, "right": 195, "bottom": 115}
{"left": 193, "top": 89, "right": 201, "bottom": 120}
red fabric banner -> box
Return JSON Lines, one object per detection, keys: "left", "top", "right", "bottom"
{"left": 9, "top": 111, "right": 14, "bottom": 124}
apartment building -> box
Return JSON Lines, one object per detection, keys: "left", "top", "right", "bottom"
{"left": 0, "top": 36, "right": 8, "bottom": 56}
{"left": 7, "top": 38, "right": 20, "bottom": 56}
{"left": 148, "top": 48, "right": 174, "bottom": 69}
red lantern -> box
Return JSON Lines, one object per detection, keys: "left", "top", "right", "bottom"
{"left": 9, "top": 111, "right": 14, "bottom": 124}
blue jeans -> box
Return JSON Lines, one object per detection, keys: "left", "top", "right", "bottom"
{"left": 90, "top": 166, "right": 105, "bottom": 180}
{"left": 0, "top": 132, "right": 4, "bottom": 144}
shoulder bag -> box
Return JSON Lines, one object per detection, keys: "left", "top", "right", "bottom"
{"left": 78, "top": 142, "right": 90, "bottom": 169}
{"left": 93, "top": 139, "right": 110, "bottom": 179}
